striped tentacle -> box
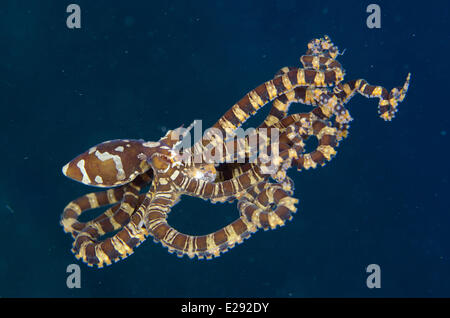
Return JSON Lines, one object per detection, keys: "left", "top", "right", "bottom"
{"left": 61, "top": 171, "right": 153, "bottom": 237}
{"left": 215, "top": 162, "right": 253, "bottom": 183}
{"left": 273, "top": 66, "right": 297, "bottom": 78}
{"left": 261, "top": 86, "right": 320, "bottom": 129}
{"left": 147, "top": 207, "right": 257, "bottom": 259}
{"left": 305, "top": 35, "right": 341, "bottom": 60}
{"left": 61, "top": 187, "right": 125, "bottom": 237}
{"left": 307, "top": 88, "right": 351, "bottom": 141}
{"left": 300, "top": 39, "right": 351, "bottom": 128}
{"left": 216, "top": 164, "right": 296, "bottom": 201}
{"left": 181, "top": 103, "right": 317, "bottom": 174}
{"left": 212, "top": 132, "right": 301, "bottom": 182}
{"left": 263, "top": 35, "right": 349, "bottom": 135}
{"left": 205, "top": 125, "right": 298, "bottom": 168}
{"left": 144, "top": 170, "right": 259, "bottom": 260}
{"left": 152, "top": 137, "right": 263, "bottom": 203}
{"left": 262, "top": 66, "right": 300, "bottom": 128}
{"left": 188, "top": 67, "right": 344, "bottom": 162}
{"left": 261, "top": 70, "right": 343, "bottom": 133}
{"left": 87, "top": 192, "right": 146, "bottom": 234}
{"left": 148, "top": 178, "right": 297, "bottom": 260}
{"left": 265, "top": 112, "right": 337, "bottom": 171}
{"left": 276, "top": 113, "right": 339, "bottom": 171}
{"left": 172, "top": 134, "right": 299, "bottom": 202}
{"left": 300, "top": 55, "right": 343, "bottom": 71}
{"left": 238, "top": 182, "right": 299, "bottom": 230}
{"left": 274, "top": 36, "right": 342, "bottom": 79}
{"left": 216, "top": 163, "right": 295, "bottom": 195}
{"left": 264, "top": 35, "right": 343, "bottom": 128}
{"left": 262, "top": 84, "right": 349, "bottom": 133}
{"left": 150, "top": 174, "right": 297, "bottom": 260}
{"left": 70, "top": 177, "right": 153, "bottom": 268}
{"left": 213, "top": 124, "right": 305, "bottom": 186}
{"left": 214, "top": 66, "right": 344, "bottom": 134}
{"left": 207, "top": 111, "right": 338, "bottom": 191}
{"left": 332, "top": 73, "right": 411, "bottom": 121}
{"left": 171, "top": 162, "right": 266, "bottom": 203}
{"left": 211, "top": 112, "right": 336, "bottom": 187}
{"left": 263, "top": 82, "right": 352, "bottom": 169}
{"left": 183, "top": 36, "right": 346, "bottom": 165}
{"left": 72, "top": 192, "right": 151, "bottom": 268}
{"left": 302, "top": 34, "right": 410, "bottom": 122}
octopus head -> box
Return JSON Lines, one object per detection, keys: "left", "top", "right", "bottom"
{"left": 62, "top": 139, "right": 151, "bottom": 187}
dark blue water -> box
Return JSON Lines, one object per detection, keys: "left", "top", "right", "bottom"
{"left": 0, "top": 0, "right": 448, "bottom": 297}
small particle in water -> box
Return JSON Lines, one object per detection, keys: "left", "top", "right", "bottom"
{"left": 5, "top": 204, "right": 14, "bottom": 213}
{"left": 441, "top": 130, "right": 447, "bottom": 136}
{"left": 124, "top": 16, "right": 135, "bottom": 27}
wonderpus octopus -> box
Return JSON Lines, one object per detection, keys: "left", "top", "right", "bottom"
{"left": 60, "top": 36, "right": 410, "bottom": 267}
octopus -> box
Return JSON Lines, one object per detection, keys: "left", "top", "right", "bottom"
{"left": 60, "top": 36, "right": 410, "bottom": 267}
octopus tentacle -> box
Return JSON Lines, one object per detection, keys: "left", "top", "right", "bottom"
{"left": 147, "top": 210, "right": 257, "bottom": 259}
{"left": 60, "top": 171, "right": 152, "bottom": 237}
{"left": 72, "top": 190, "right": 153, "bottom": 268}
{"left": 333, "top": 73, "right": 411, "bottom": 121}
{"left": 205, "top": 66, "right": 343, "bottom": 137}
{"left": 61, "top": 187, "right": 125, "bottom": 237}
{"left": 238, "top": 181, "right": 298, "bottom": 231}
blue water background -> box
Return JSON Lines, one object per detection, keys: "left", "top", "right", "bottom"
{"left": 0, "top": 1, "right": 448, "bottom": 297}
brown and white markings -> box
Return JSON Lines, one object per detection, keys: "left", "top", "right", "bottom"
{"left": 62, "top": 139, "right": 152, "bottom": 187}
{"left": 61, "top": 35, "right": 410, "bottom": 267}
{"left": 61, "top": 171, "right": 153, "bottom": 267}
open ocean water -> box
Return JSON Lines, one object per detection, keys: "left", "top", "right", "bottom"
{"left": 0, "top": 1, "right": 448, "bottom": 298}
